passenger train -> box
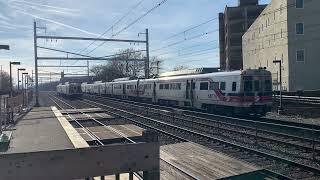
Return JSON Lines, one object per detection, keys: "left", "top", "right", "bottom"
{"left": 57, "top": 82, "right": 82, "bottom": 98}
{"left": 72, "top": 69, "right": 273, "bottom": 116}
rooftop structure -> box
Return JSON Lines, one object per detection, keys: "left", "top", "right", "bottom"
{"left": 219, "top": 0, "right": 267, "bottom": 70}
{"left": 159, "top": 68, "right": 220, "bottom": 77}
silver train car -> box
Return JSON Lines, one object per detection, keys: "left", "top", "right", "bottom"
{"left": 82, "top": 69, "right": 273, "bottom": 115}
{"left": 57, "top": 83, "right": 82, "bottom": 98}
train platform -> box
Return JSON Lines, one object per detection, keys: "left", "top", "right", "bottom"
{"left": 2, "top": 107, "right": 76, "bottom": 154}
{"left": 0, "top": 106, "right": 160, "bottom": 180}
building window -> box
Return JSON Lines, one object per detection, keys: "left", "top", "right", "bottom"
{"left": 296, "top": 49, "right": 305, "bottom": 62}
{"left": 296, "top": 23, "right": 304, "bottom": 35}
{"left": 296, "top": 0, "right": 304, "bottom": 8}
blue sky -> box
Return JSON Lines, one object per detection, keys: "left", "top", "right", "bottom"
{"left": 0, "top": 0, "right": 271, "bottom": 82}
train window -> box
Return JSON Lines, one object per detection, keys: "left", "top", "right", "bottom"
{"left": 254, "top": 80, "right": 260, "bottom": 91}
{"left": 220, "top": 82, "right": 226, "bottom": 91}
{"left": 209, "top": 82, "right": 219, "bottom": 90}
{"left": 177, "top": 83, "right": 181, "bottom": 90}
{"left": 159, "top": 84, "right": 164, "bottom": 89}
{"left": 265, "top": 80, "right": 272, "bottom": 91}
{"left": 200, "top": 82, "right": 209, "bottom": 90}
{"left": 192, "top": 82, "right": 196, "bottom": 90}
{"left": 165, "top": 84, "right": 169, "bottom": 89}
{"left": 232, "top": 82, "right": 237, "bottom": 91}
{"left": 244, "top": 81, "right": 253, "bottom": 92}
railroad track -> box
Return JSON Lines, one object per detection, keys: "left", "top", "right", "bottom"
{"left": 275, "top": 95, "right": 320, "bottom": 106}
{"left": 83, "top": 94, "right": 320, "bottom": 155}
{"left": 72, "top": 94, "right": 320, "bottom": 179}
{"left": 49, "top": 94, "right": 200, "bottom": 180}
{"left": 83, "top": 94, "right": 320, "bottom": 130}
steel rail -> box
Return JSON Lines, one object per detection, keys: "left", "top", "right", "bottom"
{"left": 49, "top": 94, "right": 199, "bottom": 180}
{"left": 84, "top": 94, "right": 320, "bottom": 130}
{"left": 82, "top": 98, "right": 320, "bottom": 179}
{"left": 49, "top": 95, "right": 144, "bottom": 180}
{"left": 83, "top": 95, "right": 320, "bottom": 152}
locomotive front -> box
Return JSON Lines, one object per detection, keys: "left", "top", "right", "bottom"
{"left": 240, "top": 69, "right": 273, "bottom": 115}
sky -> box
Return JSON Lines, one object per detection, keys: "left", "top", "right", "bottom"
{"left": 0, "top": 0, "right": 271, "bottom": 83}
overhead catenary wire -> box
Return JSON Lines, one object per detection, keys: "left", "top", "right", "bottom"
{"left": 152, "top": 29, "right": 218, "bottom": 53}
{"left": 83, "top": 0, "right": 169, "bottom": 56}
{"left": 152, "top": 0, "right": 315, "bottom": 55}
{"left": 154, "top": 40, "right": 218, "bottom": 57}
{"left": 164, "top": 17, "right": 218, "bottom": 41}
{"left": 76, "top": 0, "right": 146, "bottom": 55}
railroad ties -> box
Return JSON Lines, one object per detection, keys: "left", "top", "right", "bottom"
{"left": 1, "top": 91, "right": 311, "bottom": 179}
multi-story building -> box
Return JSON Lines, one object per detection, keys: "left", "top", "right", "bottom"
{"left": 219, "top": 0, "right": 266, "bottom": 71}
{"left": 242, "top": 0, "right": 320, "bottom": 91}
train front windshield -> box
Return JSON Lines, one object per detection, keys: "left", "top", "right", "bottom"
{"left": 243, "top": 75, "right": 272, "bottom": 95}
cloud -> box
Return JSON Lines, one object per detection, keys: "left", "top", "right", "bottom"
{"left": 15, "top": 10, "right": 100, "bottom": 36}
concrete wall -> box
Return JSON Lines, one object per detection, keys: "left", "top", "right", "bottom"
{"left": 243, "top": 0, "right": 320, "bottom": 91}
{"left": 287, "top": 0, "right": 320, "bottom": 91}
{"left": 242, "top": 0, "right": 289, "bottom": 91}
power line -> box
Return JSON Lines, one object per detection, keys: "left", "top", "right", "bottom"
{"left": 162, "top": 46, "right": 219, "bottom": 62}
{"left": 83, "top": 0, "right": 169, "bottom": 56}
{"left": 154, "top": 40, "right": 218, "bottom": 56}
{"left": 152, "top": 29, "right": 218, "bottom": 52}
{"left": 164, "top": 17, "right": 218, "bottom": 41}
{"left": 76, "top": 0, "right": 146, "bottom": 55}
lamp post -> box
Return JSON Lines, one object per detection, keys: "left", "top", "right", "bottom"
{"left": 17, "top": 68, "right": 26, "bottom": 91}
{"left": 22, "top": 73, "right": 28, "bottom": 107}
{"left": 273, "top": 60, "right": 283, "bottom": 113}
{"left": 9, "top": 61, "right": 21, "bottom": 97}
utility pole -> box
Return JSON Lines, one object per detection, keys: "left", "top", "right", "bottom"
{"left": 34, "top": 21, "right": 39, "bottom": 107}
{"left": 273, "top": 60, "right": 283, "bottom": 114}
{"left": 87, "top": 60, "right": 90, "bottom": 78}
{"left": 145, "top": 29, "right": 150, "bottom": 79}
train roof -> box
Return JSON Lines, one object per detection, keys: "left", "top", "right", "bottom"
{"left": 156, "top": 70, "right": 242, "bottom": 81}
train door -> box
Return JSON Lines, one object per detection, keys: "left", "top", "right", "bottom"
{"left": 136, "top": 79, "right": 140, "bottom": 98}
{"left": 111, "top": 84, "right": 114, "bottom": 96}
{"left": 152, "top": 82, "right": 157, "bottom": 103}
{"left": 186, "top": 80, "right": 190, "bottom": 99}
{"left": 123, "top": 83, "right": 126, "bottom": 95}
{"left": 185, "top": 80, "right": 194, "bottom": 107}
{"left": 190, "top": 80, "right": 194, "bottom": 107}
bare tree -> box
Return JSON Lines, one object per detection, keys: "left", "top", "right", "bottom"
{"left": 91, "top": 48, "right": 162, "bottom": 81}
{"left": 0, "top": 71, "right": 10, "bottom": 94}
{"left": 149, "top": 56, "right": 162, "bottom": 78}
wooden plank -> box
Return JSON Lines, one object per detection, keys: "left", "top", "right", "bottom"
{"left": 0, "top": 143, "right": 159, "bottom": 180}
{"left": 160, "top": 142, "right": 259, "bottom": 179}
{"left": 52, "top": 106, "right": 89, "bottom": 148}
